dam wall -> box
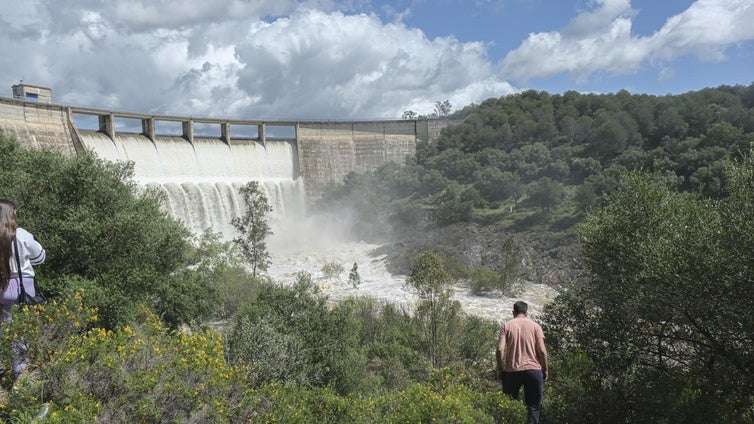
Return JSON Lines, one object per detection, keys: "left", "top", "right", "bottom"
{"left": 0, "top": 97, "right": 454, "bottom": 202}
{"left": 296, "top": 120, "right": 418, "bottom": 198}
{"left": 0, "top": 97, "right": 81, "bottom": 154}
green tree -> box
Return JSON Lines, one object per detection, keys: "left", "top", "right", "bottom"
{"left": 232, "top": 181, "right": 273, "bottom": 278}
{"left": 473, "top": 166, "right": 514, "bottom": 201}
{"left": 227, "top": 273, "right": 366, "bottom": 394}
{"left": 348, "top": 262, "right": 361, "bottom": 288}
{"left": 434, "top": 100, "right": 452, "bottom": 117}
{"left": 528, "top": 176, "right": 564, "bottom": 212}
{"left": 572, "top": 181, "right": 599, "bottom": 213}
{"left": 406, "top": 251, "right": 460, "bottom": 368}
{"left": 591, "top": 117, "right": 629, "bottom": 159}
{"left": 544, "top": 155, "right": 754, "bottom": 421}
{"left": 187, "top": 230, "right": 259, "bottom": 319}
{"left": 401, "top": 110, "right": 418, "bottom": 120}
{"left": 431, "top": 184, "right": 473, "bottom": 226}
{"left": 507, "top": 181, "right": 527, "bottom": 209}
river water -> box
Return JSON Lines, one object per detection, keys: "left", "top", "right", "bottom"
{"left": 266, "top": 217, "right": 559, "bottom": 324}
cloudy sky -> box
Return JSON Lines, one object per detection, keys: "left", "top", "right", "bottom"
{"left": 1, "top": 0, "right": 753, "bottom": 120}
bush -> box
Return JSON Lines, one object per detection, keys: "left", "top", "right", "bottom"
{"left": 8, "top": 303, "right": 243, "bottom": 423}
{"left": 321, "top": 261, "right": 345, "bottom": 281}
{"left": 543, "top": 152, "right": 754, "bottom": 422}
{"left": 0, "top": 285, "right": 524, "bottom": 423}
{"left": 247, "top": 377, "right": 526, "bottom": 423}
{"left": 226, "top": 274, "right": 367, "bottom": 394}
{"left": 372, "top": 371, "right": 526, "bottom": 423}
{"left": 0, "top": 134, "right": 214, "bottom": 328}
{"left": 0, "top": 287, "right": 99, "bottom": 420}
{"left": 185, "top": 230, "right": 260, "bottom": 320}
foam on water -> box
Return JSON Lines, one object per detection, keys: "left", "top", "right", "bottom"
{"left": 268, "top": 223, "right": 557, "bottom": 322}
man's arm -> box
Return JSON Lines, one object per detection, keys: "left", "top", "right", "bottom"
{"left": 536, "top": 337, "right": 548, "bottom": 381}
{"left": 496, "top": 332, "right": 506, "bottom": 380}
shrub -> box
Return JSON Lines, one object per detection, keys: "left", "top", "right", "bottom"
{"left": 0, "top": 287, "right": 99, "bottom": 420}
{"left": 226, "top": 275, "right": 367, "bottom": 394}
{"left": 0, "top": 134, "right": 214, "bottom": 328}
{"left": 246, "top": 378, "right": 526, "bottom": 423}
{"left": 10, "top": 304, "right": 243, "bottom": 423}
{"left": 321, "top": 261, "right": 345, "bottom": 281}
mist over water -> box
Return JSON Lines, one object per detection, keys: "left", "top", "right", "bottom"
{"left": 80, "top": 132, "right": 557, "bottom": 322}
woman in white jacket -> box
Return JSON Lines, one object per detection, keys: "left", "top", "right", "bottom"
{"left": 0, "top": 198, "right": 45, "bottom": 378}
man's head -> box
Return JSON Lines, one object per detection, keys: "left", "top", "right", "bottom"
{"left": 513, "top": 301, "right": 528, "bottom": 316}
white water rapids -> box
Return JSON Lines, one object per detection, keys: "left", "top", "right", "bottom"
{"left": 80, "top": 132, "right": 558, "bottom": 322}
{"left": 267, "top": 232, "right": 558, "bottom": 322}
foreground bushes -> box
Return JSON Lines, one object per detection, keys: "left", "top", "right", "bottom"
{"left": 542, "top": 151, "right": 754, "bottom": 422}
{"left": 1, "top": 288, "right": 525, "bottom": 422}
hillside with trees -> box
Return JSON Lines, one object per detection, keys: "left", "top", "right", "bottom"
{"left": 316, "top": 83, "right": 754, "bottom": 289}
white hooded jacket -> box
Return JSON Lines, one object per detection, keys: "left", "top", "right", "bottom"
{"left": 10, "top": 227, "right": 45, "bottom": 278}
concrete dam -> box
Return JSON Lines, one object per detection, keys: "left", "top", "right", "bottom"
{"left": 0, "top": 96, "right": 452, "bottom": 236}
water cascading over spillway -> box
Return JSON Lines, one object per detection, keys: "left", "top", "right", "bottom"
{"left": 79, "top": 132, "right": 306, "bottom": 238}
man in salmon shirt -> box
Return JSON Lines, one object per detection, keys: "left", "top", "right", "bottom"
{"left": 496, "top": 301, "right": 549, "bottom": 424}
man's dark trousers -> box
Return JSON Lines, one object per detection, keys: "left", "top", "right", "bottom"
{"left": 502, "top": 369, "right": 544, "bottom": 424}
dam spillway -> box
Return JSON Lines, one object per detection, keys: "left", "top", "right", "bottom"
{"left": 78, "top": 131, "right": 305, "bottom": 236}
{"left": 0, "top": 94, "right": 562, "bottom": 320}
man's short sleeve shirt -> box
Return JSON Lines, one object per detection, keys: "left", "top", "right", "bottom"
{"left": 500, "top": 317, "right": 544, "bottom": 372}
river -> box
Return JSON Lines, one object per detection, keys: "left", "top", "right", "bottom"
{"left": 266, "top": 217, "right": 559, "bottom": 324}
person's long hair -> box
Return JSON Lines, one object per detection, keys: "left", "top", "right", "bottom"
{"left": 0, "top": 199, "right": 18, "bottom": 291}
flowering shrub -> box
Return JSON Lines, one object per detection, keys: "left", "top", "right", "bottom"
{"left": 0, "top": 287, "right": 98, "bottom": 420}
{"left": 39, "top": 306, "right": 243, "bottom": 422}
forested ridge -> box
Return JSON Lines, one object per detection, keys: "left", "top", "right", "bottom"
{"left": 322, "top": 83, "right": 754, "bottom": 233}
{"left": 0, "top": 83, "right": 752, "bottom": 422}
{"left": 317, "top": 83, "right": 754, "bottom": 291}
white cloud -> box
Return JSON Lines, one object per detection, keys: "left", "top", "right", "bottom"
{"left": 647, "top": 0, "right": 754, "bottom": 62}
{"left": 233, "top": 9, "right": 514, "bottom": 118}
{"left": 108, "top": 0, "right": 300, "bottom": 30}
{"left": 0, "top": 1, "right": 514, "bottom": 119}
{"left": 501, "top": 0, "right": 754, "bottom": 83}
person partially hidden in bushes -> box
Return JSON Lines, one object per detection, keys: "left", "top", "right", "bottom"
{"left": 496, "top": 301, "right": 548, "bottom": 424}
{"left": 0, "top": 199, "right": 46, "bottom": 379}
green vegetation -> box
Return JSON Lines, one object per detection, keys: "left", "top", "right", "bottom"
{"left": 232, "top": 181, "right": 274, "bottom": 278}
{"left": 321, "top": 261, "right": 345, "bottom": 281}
{"left": 348, "top": 262, "right": 361, "bottom": 288}
{"left": 315, "top": 83, "right": 754, "bottom": 421}
{"left": 0, "top": 133, "right": 218, "bottom": 328}
{"left": 318, "top": 84, "right": 754, "bottom": 242}
{"left": 407, "top": 251, "right": 456, "bottom": 368}
{"left": 542, "top": 153, "right": 754, "bottom": 423}
{"left": 9, "top": 288, "right": 511, "bottom": 422}
{"left": 0, "top": 131, "right": 523, "bottom": 421}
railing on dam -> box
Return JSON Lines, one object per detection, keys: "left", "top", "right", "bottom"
{"left": 64, "top": 103, "right": 457, "bottom": 147}
{"left": 1, "top": 95, "right": 458, "bottom": 147}
{"left": 69, "top": 105, "right": 297, "bottom": 145}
